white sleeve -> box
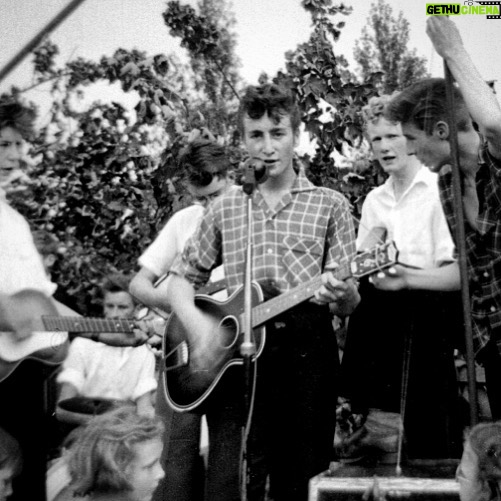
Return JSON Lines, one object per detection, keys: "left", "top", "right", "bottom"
{"left": 130, "top": 346, "right": 158, "bottom": 401}
{"left": 138, "top": 218, "right": 181, "bottom": 277}
{"left": 138, "top": 206, "right": 204, "bottom": 277}
{"left": 56, "top": 338, "right": 91, "bottom": 392}
{"left": 356, "top": 191, "right": 383, "bottom": 251}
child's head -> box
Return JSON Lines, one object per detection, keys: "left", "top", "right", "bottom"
{"left": 467, "top": 421, "right": 501, "bottom": 483}
{"left": 179, "top": 139, "right": 232, "bottom": 207}
{"left": 67, "top": 406, "right": 164, "bottom": 501}
{"left": 0, "top": 101, "right": 36, "bottom": 193}
{"left": 0, "top": 427, "right": 22, "bottom": 501}
{"left": 101, "top": 274, "right": 136, "bottom": 319}
{"left": 237, "top": 83, "right": 301, "bottom": 136}
{"left": 362, "top": 95, "right": 414, "bottom": 176}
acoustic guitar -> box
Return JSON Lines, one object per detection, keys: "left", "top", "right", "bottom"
{"left": 0, "top": 289, "right": 163, "bottom": 382}
{"left": 162, "top": 242, "right": 398, "bottom": 412}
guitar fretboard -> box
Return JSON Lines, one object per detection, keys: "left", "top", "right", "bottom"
{"left": 42, "top": 316, "right": 136, "bottom": 333}
{"left": 252, "top": 261, "right": 352, "bottom": 328}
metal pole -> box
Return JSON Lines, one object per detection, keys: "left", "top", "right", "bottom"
{"left": 443, "top": 61, "right": 479, "bottom": 426}
{"left": 0, "top": 0, "right": 87, "bottom": 84}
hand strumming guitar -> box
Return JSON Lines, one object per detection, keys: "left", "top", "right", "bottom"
{"left": 165, "top": 274, "right": 228, "bottom": 376}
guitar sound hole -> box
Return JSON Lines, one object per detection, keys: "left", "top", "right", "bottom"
{"left": 218, "top": 316, "right": 239, "bottom": 349}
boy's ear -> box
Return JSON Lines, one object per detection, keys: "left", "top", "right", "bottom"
{"left": 293, "top": 127, "right": 300, "bottom": 148}
{"left": 434, "top": 121, "right": 450, "bottom": 140}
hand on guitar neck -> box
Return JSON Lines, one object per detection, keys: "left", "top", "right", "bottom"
{"left": 0, "top": 289, "right": 167, "bottom": 382}
{"left": 314, "top": 274, "right": 360, "bottom": 317}
{"left": 368, "top": 262, "right": 460, "bottom": 292}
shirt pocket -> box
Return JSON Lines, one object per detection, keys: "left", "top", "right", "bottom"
{"left": 281, "top": 235, "right": 324, "bottom": 284}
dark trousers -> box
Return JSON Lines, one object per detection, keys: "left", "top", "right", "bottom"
{"left": 340, "top": 280, "right": 464, "bottom": 459}
{"left": 154, "top": 302, "right": 338, "bottom": 501}
{"left": 201, "top": 303, "right": 339, "bottom": 501}
{"left": 0, "top": 361, "right": 52, "bottom": 501}
{"left": 152, "top": 377, "right": 205, "bottom": 501}
{"left": 478, "top": 338, "right": 501, "bottom": 421}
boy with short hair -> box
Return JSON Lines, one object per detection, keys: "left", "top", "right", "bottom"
{"left": 385, "top": 16, "right": 501, "bottom": 420}
{"left": 165, "top": 83, "right": 360, "bottom": 501}
{"left": 0, "top": 99, "right": 62, "bottom": 501}
{"left": 131, "top": 138, "right": 232, "bottom": 501}
{"left": 339, "top": 95, "right": 463, "bottom": 460}
{"left": 57, "top": 274, "right": 157, "bottom": 425}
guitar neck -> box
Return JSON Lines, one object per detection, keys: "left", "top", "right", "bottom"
{"left": 252, "top": 261, "right": 352, "bottom": 328}
{"left": 42, "top": 316, "right": 136, "bottom": 333}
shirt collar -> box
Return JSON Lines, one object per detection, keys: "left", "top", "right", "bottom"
{"left": 290, "top": 166, "right": 316, "bottom": 193}
{"left": 382, "top": 165, "right": 435, "bottom": 197}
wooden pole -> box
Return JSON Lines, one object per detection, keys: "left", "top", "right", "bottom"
{"left": 0, "top": 0, "right": 87, "bottom": 85}
{"left": 443, "top": 61, "right": 478, "bottom": 426}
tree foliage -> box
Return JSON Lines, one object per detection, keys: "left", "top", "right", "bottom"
{"left": 7, "top": 42, "right": 205, "bottom": 314}
{"left": 273, "top": 0, "right": 381, "bottom": 215}
{"left": 3, "top": 0, "right": 425, "bottom": 313}
{"left": 354, "top": 0, "right": 429, "bottom": 94}
{"left": 162, "top": 0, "right": 242, "bottom": 138}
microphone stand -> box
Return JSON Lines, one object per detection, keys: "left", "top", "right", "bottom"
{"left": 239, "top": 159, "right": 264, "bottom": 501}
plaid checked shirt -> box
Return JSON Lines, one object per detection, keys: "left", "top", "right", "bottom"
{"left": 438, "top": 142, "right": 501, "bottom": 356}
{"left": 171, "top": 168, "right": 357, "bottom": 296}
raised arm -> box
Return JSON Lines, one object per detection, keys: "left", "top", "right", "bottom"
{"left": 426, "top": 17, "right": 501, "bottom": 157}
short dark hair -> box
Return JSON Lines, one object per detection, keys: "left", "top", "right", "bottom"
{"left": 237, "top": 83, "right": 301, "bottom": 135}
{"left": 385, "top": 78, "right": 470, "bottom": 135}
{"left": 101, "top": 273, "right": 132, "bottom": 297}
{"left": 0, "top": 100, "right": 36, "bottom": 138}
{"left": 179, "top": 139, "right": 230, "bottom": 188}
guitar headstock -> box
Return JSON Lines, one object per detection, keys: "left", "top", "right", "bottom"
{"left": 350, "top": 241, "right": 399, "bottom": 279}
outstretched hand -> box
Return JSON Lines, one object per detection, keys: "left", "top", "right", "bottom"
{"left": 368, "top": 265, "right": 408, "bottom": 291}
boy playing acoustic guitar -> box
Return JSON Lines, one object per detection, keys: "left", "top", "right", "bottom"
{"left": 0, "top": 99, "right": 69, "bottom": 501}
{"left": 165, "top": 83, "right": 360, "bottom": 501}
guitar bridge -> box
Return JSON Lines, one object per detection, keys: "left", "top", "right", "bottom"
{"left": 164, "top": 341, "right": 189, "bottom": 371}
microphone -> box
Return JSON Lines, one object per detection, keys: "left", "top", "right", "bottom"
{"left": 242, "top": 158, "right": 268, "bottom": 195}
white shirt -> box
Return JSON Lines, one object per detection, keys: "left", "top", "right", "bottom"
{"left": 56, "top": 337, "right": 157, "bottom": 401}
{"left": 356, "top": 167, "right": 455, "bottom": 269}
{"left": 0, "top": 197, "right": 56, "bottom": 296}
{"left": 139, "top": 203, "right": 224, "bottom": 286}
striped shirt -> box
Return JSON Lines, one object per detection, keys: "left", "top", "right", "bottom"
{"left": 438, "top": 141, "right": 501, "bottom": 356}
{"left": 171, "top": 168, "right": 357, "bottom": 295}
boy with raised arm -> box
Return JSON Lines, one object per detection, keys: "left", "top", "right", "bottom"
{"left": 385, "top": 16, "right": 501, "bottom": 420}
